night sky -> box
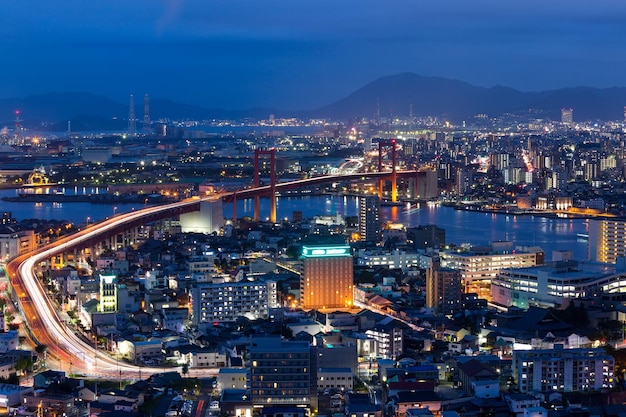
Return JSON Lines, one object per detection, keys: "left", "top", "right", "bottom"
{"left": 2, "top": 0, "right": 626, "bottom": 110}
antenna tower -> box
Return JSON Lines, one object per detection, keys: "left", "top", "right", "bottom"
{"left": 143, "top": 94, "right": 150, "bottom": 133}
{"left": 128, "top": 94, "right": 136, "bottom": 136}
{"left": 14, "top": 110, "right": 21, "bottom": 142}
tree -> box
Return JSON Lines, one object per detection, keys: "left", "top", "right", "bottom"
{"left": 35, "top": 344, "right": 48, "bottom": 366}
{"left": 181, "top": 363, "right": 189, "bottom": 378}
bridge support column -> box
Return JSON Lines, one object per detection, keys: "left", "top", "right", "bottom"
{"left": 232, "top": 192, "right": 238, "bottom": 227}
{"left": 253, "top": 148, "right": 277, "bottom": 222}
{"left": 378, "top": 139, "right": 398, "bottom": 202}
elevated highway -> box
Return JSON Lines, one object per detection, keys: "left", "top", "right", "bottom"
{"left": 6, "top": 171, "right": 417, "bottom": 378}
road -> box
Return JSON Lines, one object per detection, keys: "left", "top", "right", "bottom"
{"left": 6, "top": 171, "right": 419, "bottom": 379}
{"left": 7, "top": 195, "right": 221, "bottom": 379}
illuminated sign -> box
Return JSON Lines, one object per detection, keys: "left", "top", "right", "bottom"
{"left": 302, "top": 245, "right": 351, "bottom": 258}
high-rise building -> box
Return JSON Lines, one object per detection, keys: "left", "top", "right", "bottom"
{"left": 589, "top": 219, "right": 626, "bottom": 263}
{"left": 407, "top": 225, "right": 445, "bottom": 250}
{"left": 249, "top": 336, "right": 311, "bottom": 407}
{"left": 426, "top": 258, "right": 462, "bottom": 314}
{"left": 414, "top": 169, "right": 438, "bottom": 199}
{"left": 99, "top": 272, "right": 117, "bottom": 312}
{"left": 358, "top": 195, "right": 380, "bottom": 243}
{"left": 300, "top": 242, "right": 353, "bottom": 310}
{"left": 191, "top": 280, "right": 277, "bottom": 324}
{"left": 512, "top": 347, "right": 614, "bottom": 393}
{"left": 561, "top": 108, "right": 573, "bottom": 125}
{"left": 441, "top": 242, "right": 544, "bottom": 301}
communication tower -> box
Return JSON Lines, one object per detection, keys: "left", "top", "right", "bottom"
{"left": 143, "top": 94, "right": 150, "bottom": 133}
{"left": 128, "top": 94, "right": 136, "bottom": 136}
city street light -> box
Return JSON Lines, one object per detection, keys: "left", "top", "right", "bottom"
{"left": 113, "top": 206, "right": 118, "bottom": 216}
{"left": 86, "top": 216, "right": 90, "bottom": 225}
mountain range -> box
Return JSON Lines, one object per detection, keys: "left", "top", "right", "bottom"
{"left": 2, "top": 73, "right": 626, "bottom": 130}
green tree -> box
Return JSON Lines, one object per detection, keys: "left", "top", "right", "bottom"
{"left": 35, "top": 345, "right": 48, "bottom": 367}
{"left": 181, "top": 363, "right": 189, "bottom": 378}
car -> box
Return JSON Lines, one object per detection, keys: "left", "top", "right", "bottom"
{"left": 210, "top": 401, "right": 220, "bottom": 410}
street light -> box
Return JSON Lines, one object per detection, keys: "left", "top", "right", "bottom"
{"left": 113, "top": 206, "right": 118, "bottom": 216}
{"left": 86, "top": 216, "right": 90, "bottom": 225}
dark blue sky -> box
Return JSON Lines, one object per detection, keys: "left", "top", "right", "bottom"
{"left": 3, "top": 0, "right": 626, "bottom": 110}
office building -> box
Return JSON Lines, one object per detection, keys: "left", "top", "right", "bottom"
{"left": 191, "top": 280, "right": 277, "bottom": 324}
{"left": 414, "top": 169, "right": 438, "bottom": 199}
{"left": 300, "top": 242, "right": 353, "bottom": 310}
{"left": 589, "top": 219, "right": 626, "bottom": 263}
{"left": 512, "top": 347, "right": 613, "bottom": 393}
{"left": 440, "top": 242, "right": 544, "bottom": 301}
{"left": 491, "top": 260, "right": 623, "bottom": 309}
{"left": 407, "top": 225, "right": 445, "bottom": 250}
{"left": 358, "top": 196, "right": 381, "bottom": 243}
{"left": 561, "top": 108, "right": 573, "bottom": 125}
{"left": 249, "top": 336, "right": 311, "bottom": 407}
{"left": 355, "top": 248, "right": 420, "bottom": 270}
{"left": 180, "top": 200, "right": 225, "bottom": 234}
{"left": 426, "top": 258, "right": 462, "bottom": 315}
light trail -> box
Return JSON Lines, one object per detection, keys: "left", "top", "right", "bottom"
{"left": 8, "top": 171, "right": 419, "bottom": 378}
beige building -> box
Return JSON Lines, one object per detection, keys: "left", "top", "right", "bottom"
{"left": 441, "top": 242, "right": 543, "bottom": 301}
{"left": 300, "top": 243, "right": 353, "bottom": 309}
{"left": 589, "top": 219, "right": 626, "bottom": 263}
{"left": 0, "top": 228, "right": 36, "bottom": 263}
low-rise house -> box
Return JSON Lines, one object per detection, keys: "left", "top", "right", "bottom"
{"left": 0, "top": 384, "right": 34, "bottom": 409}
{"left": 98, "top": 388, "right": 144, "bottom": 409}
{"left": 0, "top": 331, "right": 19, "bottom": 353}
{"left": 217, "top": 368, "right": 247, "bottom": 390}
{"left": 505, "top": 394, "right": 540, "bottom": 417}
{"left": 388, "top": 391, "right": 441, "bottom": 417}
{"left": 457, "top": 359, "right": 499, "bottom": 399}
{"left": 23, "top": 391, "right": 76, "bottom": 416}
{"left": 317, "top": 368, "right": 353, "bottom": 392}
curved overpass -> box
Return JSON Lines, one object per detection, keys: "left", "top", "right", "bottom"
{"left": 7, "top": 171, "right": 417, "bottom": 377}
{"left": 6, "top": 196, "right": 212, "bottom": 378}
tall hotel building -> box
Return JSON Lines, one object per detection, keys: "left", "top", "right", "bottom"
{"left": 358, "top": 195, "right": 381, "bottom": 243}
{"left": 589, "top": 219, "right": 626, "bottom": 264}
{"left": 300, "top": 242, "right": 353, "bottom": 310}
{"left": 249, "top": 336, "right": 311, "bottom": 407}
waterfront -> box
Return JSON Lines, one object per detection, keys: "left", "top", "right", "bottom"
{"left": 0, "top": 190, "right": 588, "bottom": 260}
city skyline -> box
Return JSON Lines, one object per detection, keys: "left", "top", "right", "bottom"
{"left": 3, "top": 1, "right": 626, "bottom": 110}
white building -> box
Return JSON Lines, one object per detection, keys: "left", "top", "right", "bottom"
{"left": 217, "top": 367, "right": 247, "bottom": 391}
{"left": 512, "top": 347, "right": 614, "bottom": 393}
{"left": 159, "top": 307, "right": 189, "bottom": 333}
{"left": 317, "top": 368, "right": 353, "bottom": 392}
{"left": 491, "top": 260, "right": 622, "bottom": 309}
{"left": 180, "top": 200, "right": 225, "bottom": 234}
{"left": 191, "top": 280, "right": 277, "bottom": 325}
{"left": 356, "top": 248, "right": 421, "bottom": 270}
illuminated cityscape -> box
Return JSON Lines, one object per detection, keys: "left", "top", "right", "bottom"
{"left": 3, "top": 2, "right": 626, "bottom": 417}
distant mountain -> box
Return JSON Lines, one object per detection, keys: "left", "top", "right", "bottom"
{"left": 311, "top": 73, "right": 626, "bottom": 122}
{"left": 2, "top": 74, "right": 626, "bottom": 128}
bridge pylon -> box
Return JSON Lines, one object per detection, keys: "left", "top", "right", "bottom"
{"left": 253, "top": 148, "right": 277, "bottom": 223}
{"left": 378, "top": 139, "right": 398, "bottom": 202}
